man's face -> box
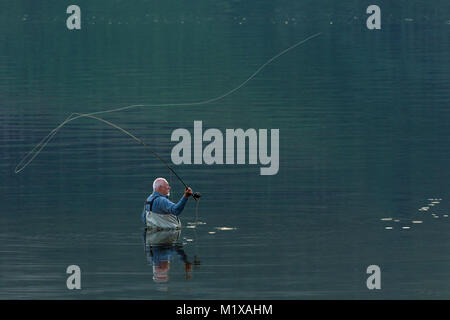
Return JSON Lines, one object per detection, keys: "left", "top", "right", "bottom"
{"left": 159, "top": 180, "right": 171, "bottom": 196}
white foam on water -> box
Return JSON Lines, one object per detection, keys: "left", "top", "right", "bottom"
{"left": 215, "top": 227, "right": 237, "bottom": 231}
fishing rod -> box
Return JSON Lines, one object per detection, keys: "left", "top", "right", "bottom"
{"left": 71, "top": 113, "right": 201, "bottom": 201}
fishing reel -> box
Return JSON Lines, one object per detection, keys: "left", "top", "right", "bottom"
{"left": 193, "top": 192, "right": 201, "bottom": 200}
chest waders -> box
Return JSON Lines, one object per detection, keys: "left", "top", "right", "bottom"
{"left": 144, "top": 196, "right": 181, "bottom": 230}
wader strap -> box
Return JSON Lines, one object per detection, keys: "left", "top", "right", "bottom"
{"left": 145, "top": 196, "right": 161, "bottom": 212}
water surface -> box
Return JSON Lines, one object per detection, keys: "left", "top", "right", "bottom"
{"left": 1, "top": 0, "right": 450, "bottom": 299}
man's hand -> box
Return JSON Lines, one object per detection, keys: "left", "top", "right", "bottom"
{"left": 184, "top": 187, "right": 193, "bottom": 198}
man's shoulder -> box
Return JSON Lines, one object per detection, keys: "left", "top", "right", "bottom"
{"left": 147, "top": 193, "right": 165, "bottom": 200}
{"left": 153, "top": 195, "right": 170, "bottom": 205}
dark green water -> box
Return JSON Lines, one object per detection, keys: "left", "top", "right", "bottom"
{"left": 1, "top": 1, "right": 450, "bottom": 299}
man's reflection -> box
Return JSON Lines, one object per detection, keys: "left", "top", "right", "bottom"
{"left": 143, "top": 228, "right": 195, "bottom": 282}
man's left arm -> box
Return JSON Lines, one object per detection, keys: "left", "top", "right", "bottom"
{"left": 160, "top": 196, "right": 188, "bottom": 216}
{"left": 158, "top": 187, "right": 193, "bottom": 216}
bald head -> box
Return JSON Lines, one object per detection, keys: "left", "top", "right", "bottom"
{"left": 153, "top": 178, "right": 171, "bottom": 195}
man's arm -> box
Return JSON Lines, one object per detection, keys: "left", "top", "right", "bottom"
{"left": 154, "top": 187, "right": 193, "bottom": 216}
{"left": 157, "top": 196, "right": 188, "bottom": 216}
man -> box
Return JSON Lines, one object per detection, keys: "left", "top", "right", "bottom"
{"left": 142, "top": 178, "right": 193, "bottom": 229}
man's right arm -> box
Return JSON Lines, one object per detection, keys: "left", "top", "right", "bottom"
{"left": 156, "top": 196, "right": 188, "bottom": 216}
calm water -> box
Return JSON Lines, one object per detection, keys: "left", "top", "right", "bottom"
{"left": 1, "top": 1, "right": 450, "bottom": 299}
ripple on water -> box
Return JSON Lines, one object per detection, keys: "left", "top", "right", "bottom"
{"left": 382, "top": 197, "right": 448, "bottom": 231}
{"left": 187, "top": 221, "right": 206, "bottom": 226}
